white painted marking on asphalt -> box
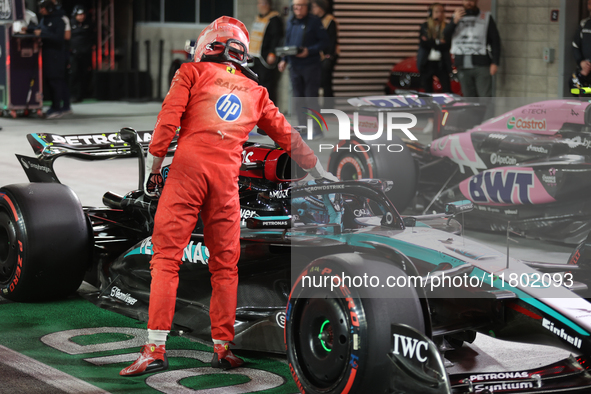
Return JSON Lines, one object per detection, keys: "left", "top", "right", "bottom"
{"left": 0, "top": 344, "right": 109, "bottom": 394}
{"left": 145, "top": 367, "right": 284, "bottom": 393}
{"left": 41, "top": 327, "right": 146, "bottom": 354}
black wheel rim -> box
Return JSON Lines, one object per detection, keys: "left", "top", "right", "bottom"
{"left": 294, "top": 296, "right": 351, "bottom": 389}
{"left": 0, "top": 212, "right": 17, "bottom": 283}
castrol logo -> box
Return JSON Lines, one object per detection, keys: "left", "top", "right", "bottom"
{"left": 507, "top": 117, "right": 546, "bottom": 131}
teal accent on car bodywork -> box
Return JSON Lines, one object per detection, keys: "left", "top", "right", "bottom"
{"left": 311, "top": 231, "right": 590, "bottom": 337}
{"left": 31, "top": 134, "right": 48, "bottom": 148}
{"left": 121, "top": 223, "right": 590, "bottom": 338}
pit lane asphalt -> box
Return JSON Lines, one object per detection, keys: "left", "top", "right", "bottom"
{"left": 0, "top": 101, "right": 575, "bottom": 392}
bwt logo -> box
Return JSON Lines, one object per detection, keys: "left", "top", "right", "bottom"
{"left": 303, "top": 108, "right": 418, "bottom": 153}
{"left": 469, "top": 171, "right": 534, "bottom": 204}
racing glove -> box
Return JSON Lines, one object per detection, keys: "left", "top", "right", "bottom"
{"left": 145, "top": 151, "right": 165, "bottom": 197}
{"left": 305, "top": 159, "right": 339, "bottom": 182}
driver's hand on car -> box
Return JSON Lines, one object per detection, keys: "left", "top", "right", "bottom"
{"left": 319, "top": 173, "right": 339, "bottom": 182}
{"left": 306, "top": 159, "right": 339, "bottom": 182}
{"left": 145, "top": 173, "right": 164, "bottom": 197}
{"left": 145, "top": 152, "right": 165, "bottom": 197}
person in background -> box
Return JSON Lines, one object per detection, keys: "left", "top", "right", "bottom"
{"left": 418, "top": 3, "right": 451, "bottom": 94}
{"left": 311, "top": 0, "right": 338, "bottom": 98}
{"left": 278, "top": 0, "right": 330, "bottom": 98}
{"left": 572, "top": 0, "right": 591, "bottom": 91}
{"left": 70, "top": 5, "right": 94, "bottom": 102}
{"left": 32, "top": 0, "right": 66, "bottom": 119}
{"left": 13, "top": 8, "right": 38, "bottom": 34}
{"left": 444, "top": 0, "right": 500, "bottom": 97}
{"left": 51, "top": 0, "right": 72, "bottom": 115}
{"left": 50, "top": 0, "right": 71, "bottom": 40}
{"left": 119, "top": 16, "right": 337, "bottom": 377}
{"left": 250, "top": 0, "right": 283, "bottom": 105}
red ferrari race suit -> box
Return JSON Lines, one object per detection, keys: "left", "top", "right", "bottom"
{"left": 147, "top": 61, "right": 317, "bottom": 341}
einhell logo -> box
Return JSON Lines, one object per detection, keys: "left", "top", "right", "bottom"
{"left": 304, "top": 108, "right": 418, "bottom": 152}
{"left": 506, "top": 117, "right": 546, "bottom": 131}
{"left": 542, "top": 318, "right": 582, "bottom": 349}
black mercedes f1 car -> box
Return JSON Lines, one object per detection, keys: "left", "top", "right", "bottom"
{"left": 3, "top": 128, "right": 591, "bottom": 393}
{"left": 328, "top": 96, "right": 591, "bottom": 244}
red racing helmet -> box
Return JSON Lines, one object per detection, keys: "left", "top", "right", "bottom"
{"left": 191, "top": 16, "right": 258, "bottom": 81}
{"left": 195, "top": 16, "right": 250, "bottom": 62}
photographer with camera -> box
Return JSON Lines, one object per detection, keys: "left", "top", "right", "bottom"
{"left": 277, "top": 0, "right": 329, "bottom": 98}
{"left": 444, "top": 0, "right": 500, "bottom": 97}
{"left": 250, "top": 0, "right": 283, "bottom": 105}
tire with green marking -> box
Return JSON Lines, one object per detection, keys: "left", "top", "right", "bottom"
{"left": 285, "top": 253, "right": 425, "bottom": 394}
{"left": 0, "top": 183, "right": 92, "bottom": 302}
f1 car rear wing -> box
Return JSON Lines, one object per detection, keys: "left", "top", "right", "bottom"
{"left": 19, "top": 129, "right": 178, "bottom": 184}
{"left": 26, "top": 130, "right": 177, "bottom": 158}
{"left": 347, "top": 92, "right": 463, "bottom": 109}
{"left": 346, "top": 93, "right": 488, "bottom": 138}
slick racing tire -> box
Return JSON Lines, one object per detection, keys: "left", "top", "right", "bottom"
{"left": 0, "top": 183, "right": 91, "bottom": 302}
{"left": 328, "top": 135, "right": 417, "bottom": 212}
{"left": 286, "top": 253, "right": 425, "bottom": 394}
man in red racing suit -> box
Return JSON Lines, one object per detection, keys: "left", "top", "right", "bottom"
{"left": 120, "top": 16, "right": 336, "bottom": 376}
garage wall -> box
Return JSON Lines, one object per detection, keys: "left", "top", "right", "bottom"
{"left": 494, "top": 0, "right": 562, "bottom": 98}
{"left": 136, "top": 0, "right": 295, "bottom": 112}
{"left": 136, "top": 0, "right": 576, "bottom": 106}
{"left": 332, "top": 0, "right": 465, "bottom": 97}
{"left": 136, "top": 22, "right": 208, "bottom": 100}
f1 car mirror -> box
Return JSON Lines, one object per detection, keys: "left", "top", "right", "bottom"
{"left": 356, "top": 179, "right": 394, "bottom": 193}
{"left": 444, "top": 200, "right": 474, "bottom": 216}
{"left": 119, "top": 127, "right": 140, "bottom": 148}
{"left": 403, "top": 217, "right": 417, "bottom": 228}
{"left": 118, "top": 127, "right": 146, "bottom": 192}
{"left": 406, "top": 200, "right": 474, "bottom": 222}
